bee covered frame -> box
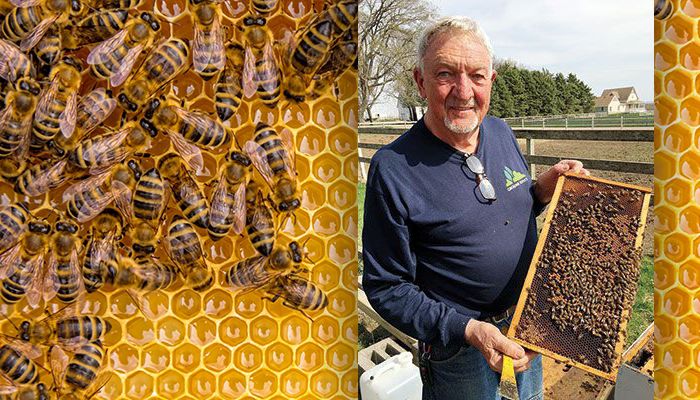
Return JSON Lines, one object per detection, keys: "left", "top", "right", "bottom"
{"left": 506, "top": 172, "right": 651, "bottom": 381}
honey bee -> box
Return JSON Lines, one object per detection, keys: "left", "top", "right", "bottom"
{"left": 129, "top": 167, "right": 166, "bottom": 257}
{"left": 166, "top": 215, "right": 213, "bottom": 292}
{"left": 117, "top": 37, "right": 190, "bottom": 113}
{"left": 87, "top": 11, "right": 161, "bottom": 87}
{"left": 223, "top": 241, "right": 302, "bottom": 291}
{"left": 32, "top": 24, "right": 61, "bottom": 65}
{"left": 30, "top": 218, "right": 83, "bottom": 305}
{"left": 0, "top": 344, "right": 40, "bottom": 385}
{"left": 0, "top": 382, "right": 48, "bottom": 400}
{"left": 245, "top": 188, "right": 275, "bottom": 256}
{"left": 63, "top": 161, "right": 139, "bottom": 223}
{"left": 82, "top": 208, "right": 123, "bottom": 292}
{"left": 86, "top": 0, "right": 140, "bottom": 8}
{"left": 244, "top": 123, "right": 300, "bottom": 213}
{"left": 214, "top": 42, "right": 245, "bottom": 122}
{"left": 158, "top": 153, "right": 209, "bottom": 229}
{"left": 31, "top": 56, "right": 81, "bottom": 150}
{"left": 0, "top": 219, "right": 50, "bottom": 304}
{"left": 190, "top": 0, "right": 225, "bottom": 80}
{"left": 51, "top": 88, "right": 117, "bottom": 157}
{"left": 0, "top": 202, "right": 30, "bottom": 257}
{"left": 67, "top": 122, "right": 151, "bottom": 173}
{"left": 316, "top": 24, "right": 356, "bottom": 78}
{"left": 0, "top": 39, "right": 35, "bottom": 84}
{"left": 208, "top": 151, "right": 251, "bottom": 241}
{"left": 49, "top": 341, "right": 110, "bottom": 399}
{"left": 289, "top": 19, "right": 333, "bottom": 77}
{"left": 2, "top": 0, "right": 73, "bottom": 52}
{"left": 14, "top": 158, "right": 71, "bottom": 197}
{"left": 0, "top": 77, "right": 40, "bottom": 158}
{"left": 655, "top": 0, "right": 672, "bottom": 20}
{"left": 114, "top": 255, "right": 180, "bottom": 292}
{"left": 267, "top": 274, "right": 328, "bottom": 313}
{"left": 63, "top": 9, "right": 129, "bottom": 50}
{"left": 242, "top": 17, "right": 281, "bottom": 107}
{"left": 141, "top": 97, "right": 228, "bottom": 153}
{"left": 320, "top": 0, "right": 357, "bottom": 39}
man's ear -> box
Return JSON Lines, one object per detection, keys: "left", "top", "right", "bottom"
{"left": 414, "top": 67, "right": 427, "bottom": 99}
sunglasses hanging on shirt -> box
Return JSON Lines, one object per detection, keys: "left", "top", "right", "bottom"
{"left": 464, "top": 153, "right": 497, "bottom": 201}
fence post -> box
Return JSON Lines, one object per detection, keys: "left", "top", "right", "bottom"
{"left": 521, "top": 118, "right": 524, "bottom": 128}
{"left": 565, "top": 117, "right": 568, "bottom": 129}
{"left": 527, "top": 137, "right": 536, "bottom": 178}
{"left": 621, "top": 115, "right": 624, "bottom": 127}
{"left": 592, "top": 115, "right": 595, "bottom": 128}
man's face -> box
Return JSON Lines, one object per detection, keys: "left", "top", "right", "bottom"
{"left": 414, "top": 32, "right": 496, "bottom": 136}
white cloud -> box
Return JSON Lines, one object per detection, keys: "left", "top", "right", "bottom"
{"left": 432, "top": 0, "right": 652, "bottom": 101}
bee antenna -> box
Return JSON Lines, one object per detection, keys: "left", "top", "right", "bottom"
{"left": 0, "top": 311, "right": 19, "bottom": 331}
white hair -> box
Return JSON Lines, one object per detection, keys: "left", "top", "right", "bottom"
{"left": 416, "top": 16, "right": 494, "bottom": 73}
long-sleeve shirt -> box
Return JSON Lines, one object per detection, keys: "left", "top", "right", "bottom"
{"left": 362, "top": 116, "right": 543, "bottom": 347}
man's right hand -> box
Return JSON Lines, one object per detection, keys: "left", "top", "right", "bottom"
{"left": 464, "top": 319, "right": 536, "bottom": 373}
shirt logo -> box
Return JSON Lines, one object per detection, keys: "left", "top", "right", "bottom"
{"left": 504, "top": 166, "right": 528, "bottom": 191}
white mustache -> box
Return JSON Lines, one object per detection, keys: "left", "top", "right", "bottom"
{"left": 448, "top": 101, "right": 476, "bottom": 108}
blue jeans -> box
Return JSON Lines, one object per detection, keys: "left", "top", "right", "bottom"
{"left": 421, "top": 319, "right": 543, "bottom": 400}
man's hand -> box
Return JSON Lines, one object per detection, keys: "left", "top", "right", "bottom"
{"left": 464, "top": 319, "right": 538, "bottom": 373}
{"left": 534, "top": 159, "right": 590, "bottom": 204}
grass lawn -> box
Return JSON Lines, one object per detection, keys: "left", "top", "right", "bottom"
{"left": 357, "top": 182, "right": 654, "bottom": 346}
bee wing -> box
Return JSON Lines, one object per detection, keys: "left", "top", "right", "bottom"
{"left": 0, "top": 103, "right": 13, "bottom": 135}
{"left": 243, "top": 140, "right": 275, "bottom": 187}
{"left": 0, "top": 243, "right": 21, "bottom": 280}
{"left": 257, "top": 42, "right": 280, "bottom": 91}
{"left": 36, "top": 78, "right": 60, "bottom": 126}
{"left": 242, "top": 46, "right": 257, "bottom": 98}
{"left": 110, "top": 44, "right": 144, "bottom": 87}
{"left": 279, "top": 127, "right": 296, "bottom": 176}
{"left": 111, "top": 180, "right": 133, "bottom": 226}
{"left": 26, "top": 258, "right": 47, "bottom": 309}
{"left": 0, "top": 385, "right": 17, "bottom": 395}
{"left": 49, "top": 345, "right": 70, "bottom": 386}
{"left": 230, "top": 183, "right": 246, "bottom": 235}
{"left": 9, "top": 0, "right": 41, "bottom": 6}
{"left": 20, "top": 15, "right": 58, "bottom": 52}
{"left": 88, "top": 29, "right": 129, "bottom": 65}
{"left": 23, "top": 160, "right": 68, "bottom": 197}
{"left": 84, "top": 371, "right": 112, "bottom": 399}
{"left": 193, "top": 20, "right": 222, "bottom": 73}
{"left": 169, "top": 131, "right": 204, "bottom": 174}
{"left": 210, "top": 174, "right": 231, "bottom": 220}
{"left": 61, "top": 170, "right": 111, "bottom": 205}
{"left": 69, "top": 247, "right": 86, "bottom": 301}
{"left": 43, "top": 302, "right": 81, "bottom": 325}
{"left": 174, "top": 107, "right": 226, "bottom": 148}
{"left": 42, "top": 253, "right": 60, "bottom": 304}
{"left": 6, "top": 338, "right": 41, "bottom": 360}
{"left": 251, "top": 201, "right": 273, "bottom": 233}
{"left": 79, "top": 89, "right": 117, "bottom": 134}
{"left": 0, "top": 40, "right": 26, "bottom": 82}
{"left": 86, "top": 128, "right": 131, "bottom": 175}
{"left": 59, "top": 92, "right": 78, "bottom": 139}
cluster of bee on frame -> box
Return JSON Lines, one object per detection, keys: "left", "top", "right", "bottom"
{"left": 518, "top": 181, "right": 643, "bottom": 373}
{"left": 0, "top": 0, "right": 356, "bottom": 397}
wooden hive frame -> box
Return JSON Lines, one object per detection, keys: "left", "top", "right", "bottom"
{"left": 506, "top": 172, "right": 651, "bottom": 381}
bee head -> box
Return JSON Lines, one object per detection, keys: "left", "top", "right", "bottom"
{"left": 19, "top": 320, "right": 30, "bottom": 341}
{"left": 56, "top": 220, "right": 78, "bottom": 234}
{"left": 28, "top": 220, "right": 51, "bottom": 234}
{"left": 140, "top": 12, "right": 161, "bottom": 31}
{"left": 289, "top": 241, "right": 302, "bottom": 263}
{"left": 228, "top": 151, "right": 251, "bottom": 166}
{"left": 140, "top": 119, "right": 158, "bottom": 138}
{"left": 278, "top": 198, "right": 301, "bottom": 212}
{"left": 243, "top": 17, "right": 266, "bottom": 27}
{"left": 118, "top": 93, "right": 139, "bottom": 112}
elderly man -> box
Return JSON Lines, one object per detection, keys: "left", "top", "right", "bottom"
{"left": 362, "top": 17, "right": 588, "bottom": 400}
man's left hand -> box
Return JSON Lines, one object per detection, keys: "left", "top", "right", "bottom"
{"left": 533, "top": 160, "right": 589, "bottom": 204}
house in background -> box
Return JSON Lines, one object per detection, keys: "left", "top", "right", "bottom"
{"left": 594, "top": 87, "right": 645, "bottom": 114}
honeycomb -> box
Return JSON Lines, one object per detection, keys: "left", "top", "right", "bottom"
{"left": 655, "top": 1, "right": 700, "bottom": 398}
{"left": 0, "top": 0, "right": 358, "bottom": 398}
{"left": 508, "top": 174, "right": 651, "bottom": 381}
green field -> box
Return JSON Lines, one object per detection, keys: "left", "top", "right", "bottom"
{"left": 358, "top": 182, "right": 653, "bottom": 346}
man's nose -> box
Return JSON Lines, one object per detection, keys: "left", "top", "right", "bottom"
{"left": 453, "top": 73, "right": 474, "bottom": 99}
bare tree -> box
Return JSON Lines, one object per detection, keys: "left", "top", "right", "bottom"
{"left": 359, "top": 0, "right": 435, "bottom": 122}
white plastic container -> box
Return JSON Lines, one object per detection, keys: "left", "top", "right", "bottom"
{"left": 359, "top": 352, "right": 422, "bottom": 400}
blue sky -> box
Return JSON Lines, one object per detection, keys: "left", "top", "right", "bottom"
{"left": 436, "top": 0, "right": 652, "bottom": 101}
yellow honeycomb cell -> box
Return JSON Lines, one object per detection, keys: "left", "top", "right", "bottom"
{"left": 297, "top": 343, "right": 325, "bottom": 372}
{"left": 656, "top": 205, "right": 678, "bottom": 233}
{"left": 188, "top": 317, "right": 217, "bottom": 346}
{"left": 679, "top": 369, "right": 700, "bottom": 397}
{"left": 141, "top": 291, "right": 172, "bottom": 320}
{"left": 310, "top": 370, "right": 340, "bottom": 398}
{"left": 656, "top": 369, "right": 675, "bottom": 398}
{"left": 266, "top": 342, "right": 294, "bottom": 372}
{"left": 219, "top": 370, "right": 247, "bottom": 399}
{"left": 313, "top": 261, "right": 342, "bottom": 292}
{"left": 233, "top": 291, "right": 265, "bottom": 319}
{"left": 664, "top": 232, "right": 692, "bottom": 262}
{"left": 657, "top": 96, "right": 680, "bottom": 126}
{"left": 328, "top": 288, "right": 356, "bottom": 318}
{"left": 249, "top": 370, "right": 278, "bottom": 398}
{"left": 666, "top": 14, "right": 694, "bottom": 44}
{"left": 126, "top": 317, "right": 156, "bottom": 346}
{"left": 665, "top": 70, "right": 694, "bottom": 99}
{"left": 664, "top": 287, "right": 692, "bottom": 317}
{"left": 202, "top": 289, "right": 233, "bottom": 318}
{"left": 664, "top": 122, "right": 693, "bottom": 151}
{"left": 663, "top": 341, "right": 693, "bottom": 371}
{"left": 312, "top": 207, "right": 342, "bottom": 236}
{"left": 343, "top": 316, "right": 359, "bottom": 343}
{"left": 665, "top": 177, "right": 693, "bottom": 206}
{"left": 681, "top": 98, "right": 700, "bottom": 125}
{"left": 281, "top": 370, "right": 309, "bottom": 398}
{"left": 234, "top": 343, "right": 264, "bottom": 373}
{"left": 189, "top": 370, "right": 217, "bottom": 398}
{"left": 328, "top": 235, "right": 356, "bottom": 265}
{"left": 157, "top": 317, "right": 187, "bottom": 346}
{"left": 657, "top": 42, "right": 679, "bottom": 71}
{"left": 680, "top": 205, "right": 700, "bottom": 233}
{"left": 682, "top": 0, "right": 700, "bottom": 16}
{"left": 657, "top": 259, "right": 678, "bottom": 290}
{"left": 327, "top": 342, "right": 356, "bottom": 371}
{"left": 328, "top": 126, "right": 357, "bottom": 156}
{"left": 173, "top": 343, "right": 201, "bottom": 373}
{"left": 312, "top": 316, "right": 341, "bottom": 346}
{"left": 328, "top": 180, "right": 357, "bottom": 210}
{"left": 157, "top": 370, "right": 186, "bottom": 398}
{"left": 314, "top": 153, "right": 343, "bottom": 183}
{"left": 657, "top": 314, "right": 678, "bottom": 345}
{"left": 142, "top": 344, "right": 171, "bottom": 373}
{"left": 680, "top": 42, "right": 700, "bottom": 70}
{"left": 219, "top": 317, "right": 248, "bottom": 347}
{"left": 302, "top": 181, "right": 327, "bottom": 210}
{"left": 249, "top": 315, "right": 279, "bottom": 346}
{"left": 111, "top": 344, "right": 140, "bottom": 373}
{"left": 679, "top": 315, "right": 700, "bottom": 344}
{"left": 125, "top": 371, "right": 155, "bottom": 400}
{"left": 202, "top": 343, "right": 231, "bottom": 372}
{"left": 281, "top": 316, "right": 311, "bottom": 344}
{"left": 680, "top": 260, "right": 700, "bottom": 290}
{"left": 342, "top": 369, "right": 360, "bottom": 398}
{"left": 297, "top": 125, "right": 327, "bottom": 156}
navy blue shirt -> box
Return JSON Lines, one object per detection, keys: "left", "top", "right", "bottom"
{"left": 362, "top": 116, "right": 543, "bottom": 347}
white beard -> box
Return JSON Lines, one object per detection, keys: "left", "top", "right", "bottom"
{"left": 444, "top": 116, "right": 478, "bottom": 135}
